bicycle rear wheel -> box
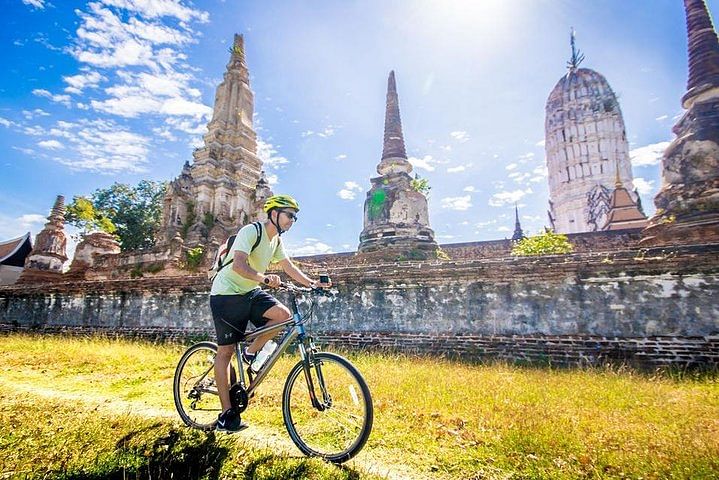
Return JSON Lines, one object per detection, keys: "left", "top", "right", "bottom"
{"left": 282, "top": 352, "right": 373, "bottom": 463}
{"left": 173, "top": 341, "right": 228, "bottom": 430}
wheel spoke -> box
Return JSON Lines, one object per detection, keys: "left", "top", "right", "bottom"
{"left": 282, "top": 353, "right": 373, "bottom": 462}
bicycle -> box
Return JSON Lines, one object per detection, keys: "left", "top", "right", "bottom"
{"left": 172, "top": 283, "right": 373, "bottom": 464}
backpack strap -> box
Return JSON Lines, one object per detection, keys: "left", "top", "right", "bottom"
{"left": 215, "top": 222, "right": 263, "bottom": 276}
{"left": 250, "top": 222, "right": 262, "bottom": 252}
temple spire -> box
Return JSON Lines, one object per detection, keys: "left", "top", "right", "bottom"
{"left": 47, "top": 195, "right": 65, "bottom": 227}
{"left": 614, "top": 159, "right": 623, "bottom": 188}
{"left": 567, "top": 28, "right": 585, "bottom": 72}
{"left": 683, "top": 0, "right": 719, "bottom": 106}
{"left": 512, "top": 204, "right": 525, "bottom": 241}
{"left": 381, "top": 70, "right": 408, "bottom": 161}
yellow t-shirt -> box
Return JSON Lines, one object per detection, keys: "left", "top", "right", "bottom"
{"left": 210, "top": 223, "right": 287, "bottom": 295}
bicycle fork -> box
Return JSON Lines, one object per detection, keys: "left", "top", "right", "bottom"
{"left": 299, "top": 339, "right": 332, "bottom": 411}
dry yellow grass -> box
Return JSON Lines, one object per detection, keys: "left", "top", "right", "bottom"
{"left": 1, "top": 334, "right": 717, "bottom": 479}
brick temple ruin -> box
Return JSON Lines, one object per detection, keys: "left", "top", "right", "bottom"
{"left": 0, "top": 0, "right": 717, "bottom": 368}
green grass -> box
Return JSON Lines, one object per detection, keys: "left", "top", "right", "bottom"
{"left": 1, "top": 334, "right": 718, "bottom": 479}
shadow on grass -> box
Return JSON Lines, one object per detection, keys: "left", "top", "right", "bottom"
{"left": 53, "top": 424, "right": 229, "bottom": 480}
{"left": 242, "top": 452, "right": 363, "bottom": 480}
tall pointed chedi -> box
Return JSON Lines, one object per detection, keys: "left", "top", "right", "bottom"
{"left": 642, "top": 0, "right": 719, "bottom": 245}
{"left": 545, "top": 30, "right": 637, "bottom": 233}
{"left": 358, "top": 71, "right": 437, "bottom": 255}
{"left": 159, "top": 34, "right": 272, "bottom": 247}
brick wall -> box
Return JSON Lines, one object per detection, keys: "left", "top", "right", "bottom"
{"left": 1, "top": 242, "right": 717, "bottom": 368}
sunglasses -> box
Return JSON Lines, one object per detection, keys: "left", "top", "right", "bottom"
{"left": 280, "top": 210, "right": 298, "bottom": 221}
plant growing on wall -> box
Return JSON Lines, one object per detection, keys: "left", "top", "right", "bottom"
{"left": 511, "top": 229, "right": 574, "bottom": 256}
{"left": 185, "top": 246, "right": 204, "bottom": 271}
{"left": 411, "top": 174, "right": 431, "bottom": 197}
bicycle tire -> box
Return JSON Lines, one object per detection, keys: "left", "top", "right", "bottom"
{"left": 282, "top": 352, "right": 373, "bottom": 463}
{"left": 173, "top": 341, "right": 228, "bottom": 430}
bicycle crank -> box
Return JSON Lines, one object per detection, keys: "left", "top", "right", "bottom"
{"left": 229, "top": 383, "right": 249, "bottom": 413}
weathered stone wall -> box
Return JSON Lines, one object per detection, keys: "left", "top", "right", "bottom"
{"left": 1, "top": 243, "right": 717, "bottom": 368}
{"left": 296, "top": 229, "right": 643, "bottom": 268}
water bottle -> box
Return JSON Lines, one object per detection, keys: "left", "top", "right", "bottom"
{"left": 251, "top": 340, "right": 277, "bottom": 372}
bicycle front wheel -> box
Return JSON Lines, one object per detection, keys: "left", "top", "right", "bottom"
{"left": 173, "top": 341, "right": 223, "bottom": 430}
{"left": 282, "top": 352, "right": 373, "bottom": 463}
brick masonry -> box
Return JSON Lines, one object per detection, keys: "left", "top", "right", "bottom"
{"left": 1, "top": 242, "right": 717, "bottom": 368}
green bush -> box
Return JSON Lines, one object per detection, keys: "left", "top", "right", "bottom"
{"left": 185, "top": 246, "right": 204, "bottom": 271}
{"left": 511, "top": 229, "right": 574, "bottom": 256}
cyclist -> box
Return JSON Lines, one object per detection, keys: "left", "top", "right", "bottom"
{"left": 210, "top": 194, "right": 330, "bottom": 432}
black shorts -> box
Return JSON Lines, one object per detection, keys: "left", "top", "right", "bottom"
{"left": 210, "top": 288, "right": 280, "bottom": 346}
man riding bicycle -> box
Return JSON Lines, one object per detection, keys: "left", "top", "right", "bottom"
{"left": 210, "top": 194, "right": 330, "bottom": 432}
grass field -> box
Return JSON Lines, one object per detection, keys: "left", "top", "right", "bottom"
{"left": 0, "top": 333, "right": 717, "bottom": 479}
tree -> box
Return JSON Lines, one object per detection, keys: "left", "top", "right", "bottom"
{"left": 65, "top": 197, "right": 116, "bottom": 235}
{"left": 66, "top": 180, "right": 167, "bottom": 251}
{"left": 511, "top": 229, "right": 574, "bottom": 256}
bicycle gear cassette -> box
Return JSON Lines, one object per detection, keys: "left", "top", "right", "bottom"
{"left": 229, "top": 383, "right": 249, "bottom": 413}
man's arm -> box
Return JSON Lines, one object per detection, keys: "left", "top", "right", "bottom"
{"left": 232, "top": 250, "right": 266, "bottom": 283}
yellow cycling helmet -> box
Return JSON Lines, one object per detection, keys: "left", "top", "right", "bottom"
{"left": 263, "top": 194, "right": 300, "bottom": 213}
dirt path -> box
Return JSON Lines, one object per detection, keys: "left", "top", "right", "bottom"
{"left": 0, "top": 378, "right": 434, "bottom": 480}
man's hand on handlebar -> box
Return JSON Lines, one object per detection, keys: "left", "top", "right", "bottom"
{"left": 262, "top": 274, "right": 282, "bottom": 288}
{"left": 310, "top": 278, "right": 332, "bottom": 289}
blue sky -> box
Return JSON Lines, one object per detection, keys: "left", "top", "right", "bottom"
{"left": 1, "top": 0, "right": 714, "bottom": 259}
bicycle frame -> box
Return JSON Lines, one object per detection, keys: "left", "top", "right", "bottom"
{"left": 231, "top": 287, "right": 329, "bottom": 409}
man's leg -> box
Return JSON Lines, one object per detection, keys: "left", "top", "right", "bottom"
{"left": 214, "top": 344, "right": 235, "bottom": 412}
{"left": 246, "top": 304, "right": 292, "bottom": 354}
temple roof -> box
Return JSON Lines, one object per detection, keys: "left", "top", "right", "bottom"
{"left": 0, "top": 232, "right": 32, "bottom": 267}
{"left": 603, "top": 187, "right": 648, "bottom": 231}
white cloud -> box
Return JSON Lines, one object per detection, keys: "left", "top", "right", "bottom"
{"left": 257, "top": 139, "right": 289, "bottom": 169}
{"left": 22, "top": 109, "right": 50, "bottom": 120}
{"left": 32, "top": 89, "right": 71, "bottom": 107}
{"left": 38, "top": 119, "right": 150, "bottom": 173}
{"left": 506, "top": 163, "right": 518, "bottom": 170}
{"left": 450, "top": 131, "right": 469, "bottom": 143}
{"left": 288, "top": 240, "right": 334, "bottom": 256}
{"left": 302, "top": 125, "right": 336, "bottom": 138}
{"left": 63, "top": 71, "right": 105, "bottom": 94}
{"left": 0, "top": 117, "right": 17, "bottom": 128}
{"left": 447, "top": 165, "right": 465, "bottom": 173}
{"left": 497, "top": 226, "right": 511, "bottom": 233}
{"left": 441, "top": 195, "right": 472, "bottom": 211}
{"left": 535, "top": 139, "right": 545, "bottom": 147}
{"left": 655, "top": 114, "right": 668, "bottom": 121}
{"left": 38, "top": 140, "right": 64, "bottom": 150}
{"left": 22, "top": 0, "right": 45, "bottom": 9}
{"left": 101, "top": 0, "right": 210, "bottom": 23}
{"left": 489, "top": 189, "right": 531, "bottom": 207}
{"left": 633, "top": 177, "right": 656, "bottom": 195}
{"left": 0, "top": 213, "right": 44, "bottom": 242}
{"left": 408, "top": 155, "right": 436, "bottom": 172}
{"left": 335, "top": 154, "right": 347, "bottom": 160}
{"left": 463, "top": 186, "right": 476, "bottom": 192}
{"left": 337, "top": 181, "right": 363, "bottom": 200}
{"left": 265, "top": 173, "right": 279, "bottom": 185}
{"left": 630, "top": 142, "right": 670, "bottom": 167}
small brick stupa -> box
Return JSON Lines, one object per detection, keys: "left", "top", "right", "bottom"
{"left": 358, "top": 71, "right": 437, "bottom": 257}
{"left": 642, "top": 0, "right": 719, "bottom": 245}
{"left": 17, "top": 195, "right": 68, "bottom": 283}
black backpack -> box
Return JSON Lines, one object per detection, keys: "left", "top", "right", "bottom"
{"left": 208, "top": 222, "right": 262, "bottom": 280}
